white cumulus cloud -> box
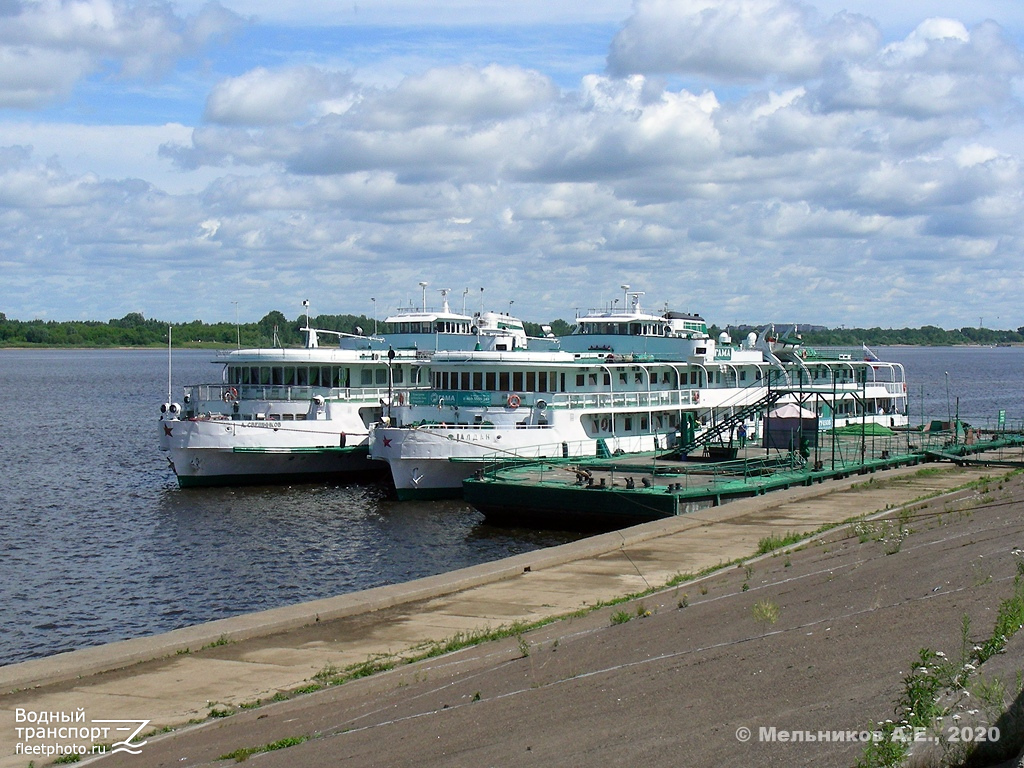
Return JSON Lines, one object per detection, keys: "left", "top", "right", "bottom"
{"left": 205, "top": 67, "right": 356, "bottom": 126}
{"left": 607, "top": 0, "right": 879, "bottom": 80}
{"left": 0, "top": 0, "right": 242, "bottom": 108}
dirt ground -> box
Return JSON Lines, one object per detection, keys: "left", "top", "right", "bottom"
{"left": 83, "top": 470, "right": 1024, "bottom": 768}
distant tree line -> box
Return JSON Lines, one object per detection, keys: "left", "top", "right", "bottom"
{"left": 720, "top": 324, "right": 1024, "bottom": 347}
{"left": 0, "top": 310, "right": 1021, "bottom": 348}
{"left": 0, "top": 310, "right": 376, "bottom": 348}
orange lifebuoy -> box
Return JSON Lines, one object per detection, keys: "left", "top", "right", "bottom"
{"left": 223, "top": 387, "right": 238, "bottom": 402}
{"left": 507, "top": 394, "right": 521, "bottom": 409}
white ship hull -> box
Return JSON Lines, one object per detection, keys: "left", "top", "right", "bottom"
{"left": 161, "top": 414, "right": 381, "bottom": 487}
{"left": 371, "top": 420, "right": 675, "bottom": 499}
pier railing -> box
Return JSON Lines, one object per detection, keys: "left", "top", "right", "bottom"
{"left": 471, "top": 426, "right": 1024, "bottom": 491}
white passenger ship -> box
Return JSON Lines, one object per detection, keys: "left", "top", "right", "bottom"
{"left": 369, "top": 290, "right": 909, "bottom": 499}
{"left": 159, "top": 291, "right": 543, "bottom": 487}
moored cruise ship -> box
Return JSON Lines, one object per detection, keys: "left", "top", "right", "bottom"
{"left": 158, "top": 289, "right": 545, "bottom": 487}
{"left": 369, "top": 292, "right": 909, "bottom": 499}
{"left": 159, "top": 328, "right": 428, "bottom": 487}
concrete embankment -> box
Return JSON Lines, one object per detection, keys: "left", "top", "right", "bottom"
{"left": 0, "top": 462, "right": 1016, "bottom": 767}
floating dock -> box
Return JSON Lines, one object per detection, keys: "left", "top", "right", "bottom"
{"left": 464, "top": 429, "right": 1024, "bottom": 529}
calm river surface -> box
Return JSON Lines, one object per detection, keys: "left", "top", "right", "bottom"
{"left": 0, "top": 345, "right": 1020, "bottom": 665}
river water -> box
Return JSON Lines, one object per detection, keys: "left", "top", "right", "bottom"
{"left": 0, "top": 345, "right": 1020, "bottom": 666}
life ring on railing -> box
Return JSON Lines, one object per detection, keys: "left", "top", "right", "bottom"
{"left": 223, "top": 387, "right": 238, "bottom": 402}
{"left": 507, "top": 394, "right": 521, "bottom": 409}
{"left": 692, "top": 390, "right": 700, "bottom": 404}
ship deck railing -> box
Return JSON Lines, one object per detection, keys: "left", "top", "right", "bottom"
{"left": 183, "top": 383, "right": 407, "bottom": 404}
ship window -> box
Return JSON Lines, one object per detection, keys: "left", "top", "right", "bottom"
{"left": 513, "top": 372, "right": 523, "bottom": 391}
{"left": 486, "top": 372, "right": 496, "bottom": 390}
{"left": 526, "top": 371, "right": 536, "bottom": 391}
{"left": 461, "top": 372, "right": 470, "bottom": 390}
{"left": 499, "top": 372, "right": 510, "bottom": 390}
{"left": 576, "top": 374, "right": 584, "bottom": 386}
{"left": 473, "top": 372, "right": 483, "bottom": 390}
{"left": 740, "top": 370, "right": 746, "bottom": 381}
{"left": 393, "top": 367, "right": 404, "bottom": 384}
{"left": 441, "top": 372, "right": 450, "bottom": 389}
{"left": 297, "top": 367, "right": 309, "bottom": 386}
{"left": 641, "top": 417, "right": 648, "bottom": 430}
{"left": 376, "top": 368, "right": 387, "bottom": 385}
{"left": 272, "top": 367, "right": 283, "bottom": 385}
{"left": 284, "top": 367, "right": 296, "bottom": 386}
{"left": 560, "top": 373, "right": 565, "bottom": 391}
{"left": 538, "top": 372, "right": 548, "bottom": 392}
{"left": 619, "top": 373, "right": 627, "bottom": 384}
{"left": 603, "top": 373, "right": 610, "bottom": 385}
{"left": 362, "top": 369, "right": 373, "bottom": 386}
{"left": 624, "top": 417, "right": 633, "bottom": 430}
{"left": 588, "top": 373, "right": 597, "bottom": 385}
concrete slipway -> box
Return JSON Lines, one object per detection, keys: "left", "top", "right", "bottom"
{"left": 0, "top": 462, "right": 1015, "bottom": 767}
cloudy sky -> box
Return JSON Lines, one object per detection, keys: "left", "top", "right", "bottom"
{"left": 2, "top": 0, "right": 1023, "bottom": 330}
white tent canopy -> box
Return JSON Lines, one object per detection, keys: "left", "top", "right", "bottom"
{"left": 767, "top": 404, "right": 817, "bottom": 419}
